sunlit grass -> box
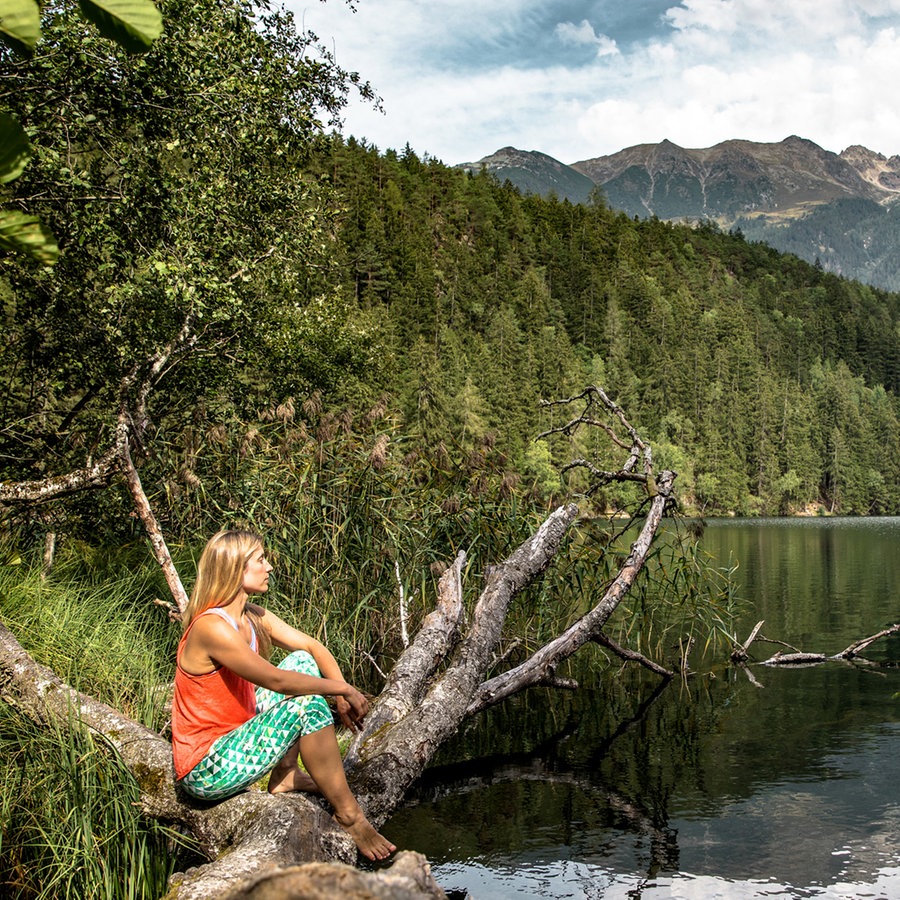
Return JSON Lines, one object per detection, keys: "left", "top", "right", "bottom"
{"left": 0, "top": 701, "right": 193, "bottom": 900}
{"left": 0, "top": 545, "right": 178, "bottom": 730}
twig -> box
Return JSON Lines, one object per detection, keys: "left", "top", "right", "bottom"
{"left": 731, "top": 619, "right": 765, "bottom": 662}
{"left": 395, "top": 559, "right": 409, "bottom": 648}
{"left": 838, "top": 623, "right": 900, "bottom": 658}
{"left": 592, "top": 632, "right": 674, "bottom": 678}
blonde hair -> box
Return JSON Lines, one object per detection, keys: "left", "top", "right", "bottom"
{"left": 184, "top": 530, "right": 272, "bottom": 658}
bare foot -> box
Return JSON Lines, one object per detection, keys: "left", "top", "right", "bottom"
{"left": 334, "top": 808, "right": 397, "bottom": 861}
{"left": 267, "top": 767, "right": 321, "bottom": 795}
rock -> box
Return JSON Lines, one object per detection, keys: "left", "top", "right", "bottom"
{"left": 218, "top": 851, "right": 448, "bottom": 900}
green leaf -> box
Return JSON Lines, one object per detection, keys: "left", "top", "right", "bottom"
{"left": 0, "top": 111, "right": 31, "bottom": 184}
{"left": 0, "top": 210, "right": 59, "bottom": 265}
{"left": 78, "top": 0, "right": 162, "bottom": 53}
{"left": 0, "top": 0, "right": 41, "bottom": 54}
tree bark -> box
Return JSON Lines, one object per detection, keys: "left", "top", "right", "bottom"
{"left": 120, "top": 437, "right": 189, "bottom": 612}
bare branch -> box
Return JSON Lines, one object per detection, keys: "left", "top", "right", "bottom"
{"left": 731, "top": 619, "right": 765, "bottom": 662}
{"left": 0, "top": 441, "right": 122, "bottom": 504}
{"left": 752, "top": 623, "right": 899, "bottom": 667}
{"left": 465, "top": 470, "right": 676, "bottom": 717}
{"left": 592, "top": 631, "right": 675, "bottom": 678}
{"left": 838, "top": 623, "right": 900, "bottom": 659}
{"left": 539, "top": 386, "right": 653, "bottom": 477}
{"left": 120, "top": 437, "right": 189, "bottom": 613}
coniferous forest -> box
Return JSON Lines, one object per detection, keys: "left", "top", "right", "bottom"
{"left": 301, "top": 136, "right": 900, "bottom": 518}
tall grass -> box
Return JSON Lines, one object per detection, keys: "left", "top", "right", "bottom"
{"left": 0, "top": 547, "right": 178, "bottom": 729}
{"left": 0, "top": 551, "right": 193, "bottom": 899}
{"left": 142, "top": 397, "right": 740, "bottom": 677}
{"left": 0, "top": 702, "right": 189, "bottom": 900}
{"left": 152, "top": 400, "right": 553, "bottom": 679}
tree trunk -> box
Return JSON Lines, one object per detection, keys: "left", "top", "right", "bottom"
{"left": 344, "top": 503, "right": 582, "bottom": 822}
{"left": 120, "top": 438, "right": 189, "bottom": 612}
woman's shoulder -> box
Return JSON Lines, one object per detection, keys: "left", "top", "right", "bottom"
{"left": 186, "top": 609, "right": 243, "bottom": 644}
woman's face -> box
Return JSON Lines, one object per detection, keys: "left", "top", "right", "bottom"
{"left": 242, "top": 544, "right": 273, "bottom": 595}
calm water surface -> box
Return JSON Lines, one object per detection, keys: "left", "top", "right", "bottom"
{"left": 386, "top": 518, "right": 900, "bottom": 899}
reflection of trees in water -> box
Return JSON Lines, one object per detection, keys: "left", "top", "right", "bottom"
{"left": 704, "top": 520, "right": 900, "bottom": 650}
{"left": 397, "top": 675, "right": 680, "bottom": 878}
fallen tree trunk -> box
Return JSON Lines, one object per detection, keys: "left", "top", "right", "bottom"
{"left": 1, "top": 385, "right": 679, "bottom": 896}
{"left": 344, "top": 503, "right": 582, "bottom": 821}
{"left": 733, "top": 620, "right": 900, "bottom": 668}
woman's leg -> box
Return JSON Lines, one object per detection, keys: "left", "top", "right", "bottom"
{"left": 298, "top": 723, "right": 396, "bottom": 861}
{"left": 257, "top": 651, "right": 333, "bottom": 794}
{"left": 265, "top": 735, "right": 318, "bottom": 793}
{"left": 263, "top": 652, "right": 395, "bottom": 859}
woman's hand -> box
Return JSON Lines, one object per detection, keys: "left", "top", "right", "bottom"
{"left": 336, "top": 688, "right": 369, "bottom": 731}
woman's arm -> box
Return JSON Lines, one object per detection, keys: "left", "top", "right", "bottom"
{"left": 191, "top": 615, "right": 369, "bottom": 725}
{"left": 257, "top": 606, "right": 365, "bottom": 730}
{"left": 259, "top": 607, "right": 345, "bottom": 678}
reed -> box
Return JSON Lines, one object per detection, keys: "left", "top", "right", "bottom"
{"left": 151, "top": 405, "right": 551, "bottom": 679}
{"left": 0, "top": 701, "right": 191, "bottom": 900}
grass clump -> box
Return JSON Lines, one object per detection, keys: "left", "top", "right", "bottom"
{"left": 0, "top": 545, "right": 178, "bottom": 730}
{"left": 0, "top": 546, "right": 190, "bottom": 898}
{"left": 0, "top": 702, "right": 191, "bottom": 900}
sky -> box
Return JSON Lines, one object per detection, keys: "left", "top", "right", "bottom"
{"left": 290, "top": 0, "right": 900, "bottom": 166}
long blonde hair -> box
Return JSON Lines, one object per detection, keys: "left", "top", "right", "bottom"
{"left": 184, "top": 529, "right": 272, "bottom": 657}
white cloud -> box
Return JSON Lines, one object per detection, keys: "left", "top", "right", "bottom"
{"left": 555, "top": 19, "right": 619, "bottom": 57}
{"left": 288, "top": 0, "right": 900, "bottom": 163}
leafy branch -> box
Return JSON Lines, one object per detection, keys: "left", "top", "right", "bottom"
{"left": 0, "top": 0, "right": 163, "bottom": 263}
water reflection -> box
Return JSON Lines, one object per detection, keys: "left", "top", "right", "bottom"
{"left": 386, "top": 519, "right": 900, "bottom": 899}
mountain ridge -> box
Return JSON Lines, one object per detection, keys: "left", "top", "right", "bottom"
{"left": 459, "top": 137, "right": 900, "bottom": 289}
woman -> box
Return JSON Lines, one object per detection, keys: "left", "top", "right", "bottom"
{"left": 171, "top": 529, "right": 395, "bottom": 861}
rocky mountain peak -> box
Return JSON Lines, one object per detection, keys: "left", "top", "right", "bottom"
{"left": 840, "top": 144, "right": 900, "bottom": 193}
{"left": 459, "top": 136, "right": 900, "bottom": 290}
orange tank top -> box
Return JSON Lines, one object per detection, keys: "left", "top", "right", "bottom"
{"left": 171, "top": 608, "right": 258, "bottom": 780}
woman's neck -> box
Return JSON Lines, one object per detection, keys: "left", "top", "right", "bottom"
{"left": 221, "top": 592, "right": 248, "bottom": 619}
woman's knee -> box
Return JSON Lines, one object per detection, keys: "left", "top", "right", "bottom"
{"left": 279, "top": 649, "right": 320, "bottom": 677}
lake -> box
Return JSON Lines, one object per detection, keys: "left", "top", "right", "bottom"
{"left": 385, "top": 517, "right": 900, "bottom": 899}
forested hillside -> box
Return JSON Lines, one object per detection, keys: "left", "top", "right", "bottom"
{"left": 737, "top": 198, "right": 900, "bottom": 292}
{"left": 303, "top": 136, "right": 900, "bottom": 516}
{"left": 3, "top": 0, "right": 900, "bottom": 528}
